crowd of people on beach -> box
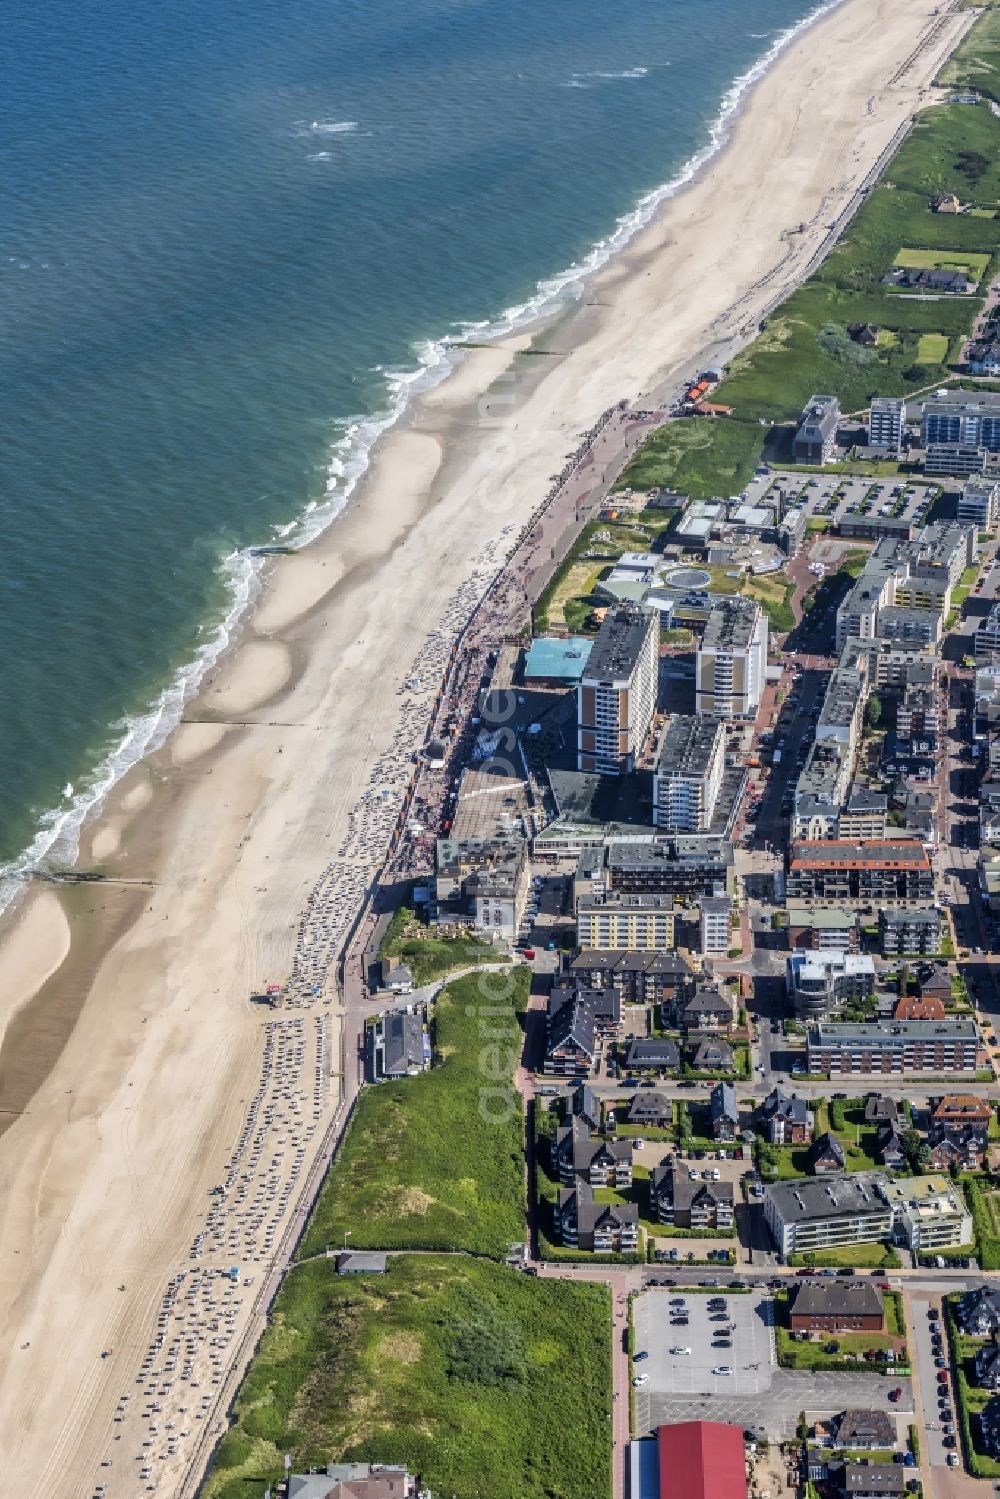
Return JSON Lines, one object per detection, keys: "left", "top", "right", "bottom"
{"left": 90, "top": 391, "right": 649, "bottom": 1498}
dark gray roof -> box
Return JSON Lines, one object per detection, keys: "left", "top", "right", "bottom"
{"left": 841, "top": 1463, "right": 905, "bottom": 1495}
{"left": 811, "top": 1132, "right": 847, "bottom": 1169}
{"left": 627, "top": 1091, "right": 673, "bottom": 1124}
{"left": 762, "top": 1087, "right": 810, "bottom": 1126}
{"left": 626, "top": 1037, "right": 680, "bottom": 1069}
{"left": 685, "top": 986, "right": 734, "bottom": 1018}
{"left": 382, "top": 1012, "right": 424, "bottom": 1074}
{"left": 651, "top": 1163, "right": 735, "bottom": 1213}
{"left": 711, "top": 1080, "right": 737, "bottom": 1122}
{"left": 792, "top": 1280, "right": 885, "bottom": 1320}
{"left": 835, "top": 1409, "right": 895, "bottom": 1447}
{"left": 572, "top": 1083, "right": 602, "bottom": 1130}
{"left": 693, "top": 1038, "right": 735, "bottom": 1068}
{"left": 547, "top": 995, "right": 596, "bottom": 1061}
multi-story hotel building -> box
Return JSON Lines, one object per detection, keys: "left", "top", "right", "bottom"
{"left": 696, "top": 596, "right": 768, "bottom": 720}
{"left": 577, "top": 604, "right": 658, "bottom": 775}
{"left": 652, "top": 713, "right": 726, "bottom": 831}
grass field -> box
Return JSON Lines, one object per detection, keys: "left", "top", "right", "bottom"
{"left": 745, "top": 573, "right": 797, "bottom": 632}
{"left": 939, "top": 7, "right": 1000, "bottom": 99}
{"left": 895, "top": 247, "right": 991, "bottom": 281}
{"left": 203, "top": 1255, "right": 613, "bottom": 1499}
{"left": 380, "top": 907, "right": 510, "bottom": 986}
{"left": 614, "top": 416, "right": 763, "bottom": 499}
{"left": 967, "top": 1176, "right": 1000, "bottom": 1270}
{"left": 787, "top": 1241, "right": 899, "bottom": 1269}
{"left": 298, "top": 969, "right": 530, "bottom": 1259}
{"left": 916, "top": 332, "right": 951, "bottom": 364}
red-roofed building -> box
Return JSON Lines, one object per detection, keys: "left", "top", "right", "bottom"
{"left": 658, "top": 1421, "right": 747, "bottom": 1499}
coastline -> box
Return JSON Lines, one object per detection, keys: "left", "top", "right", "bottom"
{"left": 0, "top": 0, "right": 846, "bottom": 912}
{"left": 0, "top": 0, "right": 974, "bottom": 1491}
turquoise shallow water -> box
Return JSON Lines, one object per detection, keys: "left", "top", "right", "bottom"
{"left": 0, "top": 0, "right": 831, "bottom": 883}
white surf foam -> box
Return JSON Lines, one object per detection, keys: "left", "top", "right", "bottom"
{"left": 0, "top": 0, "right": 846, "bottom": 915}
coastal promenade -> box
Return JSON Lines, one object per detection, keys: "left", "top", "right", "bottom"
{"left": 0, "top": 1, "right": 974, "bottom": 1493}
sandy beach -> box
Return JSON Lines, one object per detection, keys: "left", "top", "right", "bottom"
{"left": 0, "top": 0, "right": 973, "bottom": 1491}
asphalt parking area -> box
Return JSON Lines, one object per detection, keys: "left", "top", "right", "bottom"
{"left": 631, "top": 1290, "right": 915, "bottom": 1439}
{"left": 632, "top": 1290, "right": 772, "bottom": 1398}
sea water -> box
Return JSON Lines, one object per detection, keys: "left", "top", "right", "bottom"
{"left": 0, "top": 0, "right": 835, "bottom": 889}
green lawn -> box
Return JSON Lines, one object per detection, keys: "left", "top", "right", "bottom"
{"left": 775, "top": 1290, "right": 906, "bottom": 1370}
{"left": 939, "top": 7, "right": 1000, "bottom": 101}
{"left": 895, "top": 247, "right": 991, "bottom": 281}
{"left": 298, "top": 969, "right": 529, "bottom": 1259}
{"left": 613, "top": 416, "right": 764, "bottom": 499}
{"left": 916, "top": 333, "right": 950, "bottom": 364}
{"left": 203, "top": 1255, "right": 613, "bottom": 1499}
{"left": 380, "top": 906, "right": 510, "bottom": 986}
{"left": 965, "top": 1175, "right": 1000, "bottom": 1270}
{"left": 714, "top": 102, "right": 1000, "bottom": 422}
{"left": 787, "top": 1242, "right": 900, "bottom": 1269}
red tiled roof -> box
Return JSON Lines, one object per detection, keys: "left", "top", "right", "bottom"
{"left": 658, "top": 1421, "right": 747, "bottom": 1499}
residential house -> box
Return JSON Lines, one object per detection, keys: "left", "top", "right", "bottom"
{"left": 553, "top": 1117, "right": 633, "bottom": 1188}
{"left": 626, "top": 1091, "right": 673, "bottom": 1129}
{"left": 288, "top": 1464, "right": 420, "bottom": 1499}
{"left": 650, "top": 1163, "right": 735, "bottom": 1230}
{"left": 548, "top": 978, "right": 622, "bottom": 1036}
{"left": 571, "top": 1082, "right": 602, "bottom": 1133}
{"left": 570, "top": 949, "right": 695, "bottom": 1007}
{"left": 894, "top": 995, "right": 946, "bottom": 1021}
{"left": 981, "top": 1395, "right": 1000, "bottom": 1458}
{"left": 864, "top": 1095, "right": 899, "bottom": 1128}
{"left": 789, "top": 1280, "right": 887, "bottom": 1333}
{"left": 848, "top": 323, "right": 879, "bottom": 348}
{"left": 710, "top": 1081, "right": 738, "bottom": 1141}
{"left": 875, "top": 1122, "right": 907, "bottom": 1170}
{"left": 557, "top": 1182, "right": 639, "bottom": 1253}
{"left": 625, "top": 1037, "right": 681, "bottom": 1074}
{"left": 834, "top": 1462, "right": 905, "bottom": 1498}
{"left": 832, "top": 1410, "right": 896, "bottom": 1451}
{"left": 975, "top": 1341, "right": 1000, "bottom": 1393}
{"left": 366, "top": 1010, "right": 428, "bottom": 1083}
{"left": 693, "top": 1037, "right": 735, "bottom": 1072}
{"left": 917, "top": 964, "right": 952, "bottom": 1005}
{"left": 544, "top": 993, "right": 597, "bottom": 1077}
{"left": 810, "top": 1132, "right": 847, "bottom": 1174}
{"left": 760, "top": 1087, "right": 814, "bottom": 1145}
{"left": 682, "top": 986, "right": 734, "bottom": 1031}
{"left": 957, "top": 1285, "right": 1000, "bottom": 1337}
{"left": 934, "top": 193, "right": 962, "bottom": 214}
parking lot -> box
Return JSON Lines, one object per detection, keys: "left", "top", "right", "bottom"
{"left": 631, "top": 1290, "right": 915, "bottom": 1439}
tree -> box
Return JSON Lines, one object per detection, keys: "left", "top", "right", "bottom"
{"left": 866, "top": 694, "right": 882, "bottom": 729}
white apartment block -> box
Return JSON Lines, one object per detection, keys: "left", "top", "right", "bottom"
{"left": 652, "top": 713, "right": 725, "bottom": 832}
{"left": 577, "top": 605, "right": 659, "bottom": 775}
{"left": 696, "top": 597, "right": 768, "bottom": 720}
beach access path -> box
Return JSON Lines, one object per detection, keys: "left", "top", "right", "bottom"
{"left": 0, "top": 0, "right": 975, "bottom": 1492}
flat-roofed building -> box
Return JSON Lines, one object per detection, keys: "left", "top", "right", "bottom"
{"left": 787, "top": 841, "right": 934, "bottom": 904}
{"left": 577, "top": 604, "right": 659, "bottom": 775}
{"left": 764, "top": 1172, "right": 891, "bottom": 1258}
{"left": 878, "top": 906, "right": 942, "bottom": 956}
{"left": 959, "top": 477, "right": 1000, "bottom": 530}
{"left": 575, "top": 892, "right": 675, "bottom": 952}
{"left": 653, "top": 714, "right": 726, "bottom": 831}
{"left": 807, "top": 1018, "right": 978, "bottom": 1077}
{"left": 787, "top": 906, "right": 860, "bottom": 951}
{"left": 435, "top": 837, "right": 529, "bottom": 940}
{"left": 794, "top": 393, "right": 840, "bottom": 464}
{"left": 605, "top": 837, "right": 735, "bottom": 899}
{"left": 786, "top": 950, "right": 876, "bottom": 1020}
{"left": 696, "top": 596, "right": 768, "bottom": 720}
{"left": 976, "top": 601, "right": 1000, "bottom": 666}
{"left": 868, "top": 396, "right": 905, "bottom": 455}
{"left": 839, "top": 790, "right": 888, "bottom": 842}
{"left": 880, "top": 1174, "right": 973, "bottom": 1251}
{"left": 699, "top": 895, "right": 732, "bottom": 956}
{"left": 921, "top": 389, "right": 1000, "bottom": 476}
